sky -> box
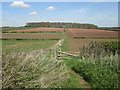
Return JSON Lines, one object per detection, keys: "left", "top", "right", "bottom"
{"left": 2, "top": 0, "right": 120, "bottom": 2}
{"left": 1, "top": 1, "right": 119, "bottom": 27}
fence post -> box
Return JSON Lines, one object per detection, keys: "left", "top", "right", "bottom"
{"left": 41, "top": 49, "right": 43, "bottom": 56}
{"left": 54, "top": 46, "right": 57, "bottom": 60}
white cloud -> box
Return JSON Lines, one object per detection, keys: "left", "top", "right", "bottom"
{"left": 46, "top": 6, "right": 56, "bottom": 11}
{"left": 10, "top": 1, "right": 31, "bottom": 8}
{"left": 29, "top": 11, "right": 38, "bottom": 15}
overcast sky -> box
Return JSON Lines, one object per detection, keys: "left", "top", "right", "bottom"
{"left": 1, "top": 1, "right": 118, "bottom": 27}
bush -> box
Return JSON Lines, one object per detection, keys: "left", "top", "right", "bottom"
{"left": 72, "top": 60, "right": 119, "bottom": 88}
{"left": 79, "top": 41, "right": 119, "bottom": 59}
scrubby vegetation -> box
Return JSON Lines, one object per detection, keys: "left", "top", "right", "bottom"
{"left": 64, "top": 41, "right": 119, "bottom": 88}
{"left": 2, "top": 49, "right": 71, "bottom": 88}
{"left": 2, "top": 49, "right": 91, "bottom": 88}
{"left": 79, "top": 41, "right": 119, "bottom": 59}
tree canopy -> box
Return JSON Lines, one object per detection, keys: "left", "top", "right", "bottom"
{"left": 26, "top": 22, "right": 98, "bottom": 29}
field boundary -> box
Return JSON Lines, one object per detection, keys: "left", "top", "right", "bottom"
{"left": 58, "top": 51, "right": 79, "bottom": 57}
{"left": 39, "top": 38, "right": 79, "bottom": 60}
{"left": 73, "top": 37, "right": 119, "bottom": 39}
{"left": 39, "top": 39, "right": 64, "bottom": 60}
{"left": 1, "top": 38, "right": 60, "bottom": 40}
{"left": 3, "top": 31, "right": 63, "bottom": 33}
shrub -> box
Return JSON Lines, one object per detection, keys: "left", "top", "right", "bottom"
{"left": 79, "top": 41, "right": 119, "bottom": 59}
{"left": 72, "top": 59, "right": 119, "bottom": 88}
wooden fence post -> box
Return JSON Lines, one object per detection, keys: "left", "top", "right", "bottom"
{"left": 40, "top": 39, "right": 64, "bottom": 60}
{"left": 41, "top": 49, "right": 43, "bottom": 56}
{"left": 54, "top": 46, "right": 57, "bottom": 60}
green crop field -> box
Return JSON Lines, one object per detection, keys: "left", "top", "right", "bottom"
{"left": 1, "top": 26, "right": 39, "bottom": 31}
{"left": 2, "top": 39, "right": 58, "bottom": 52}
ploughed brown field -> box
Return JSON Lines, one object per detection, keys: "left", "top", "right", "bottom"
{"left": 66, "top": 28, "right": 119, "bottom": 52}
{"left": 2, "top": 27, "right": 119, "bottom": 52}
{"left": 3, "top": 27, "right": 64, "bottom": 32}
{"left": 67, "top": 39, "right": 118, "bottom": 52}
{"left": 68, "top": 28, "right": 119, "bottom": 37}
{"left": 2, "top": 33, "right": 63, "bottom": 39}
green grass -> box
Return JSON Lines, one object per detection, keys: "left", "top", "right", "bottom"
{"left": 1, "top": 26, "right": 39, "bottom": 31}
{"left": 55, "top": 69, "right": 90, "bottom": 88}
{"left": 61, "top": 38, "right": 68, "bottom": 51}
{"left": 61, "top": 28, "right": 68, "bottom": 51}
{"left": 73, "top": 37, "right": 119, "bottom": 39}
{"left": 2, "top": 39, "right": 58, "bottom": 53}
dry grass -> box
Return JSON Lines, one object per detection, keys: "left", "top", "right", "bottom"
{"left": 2, "top": 49, "right": 70, "bottom": 88}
